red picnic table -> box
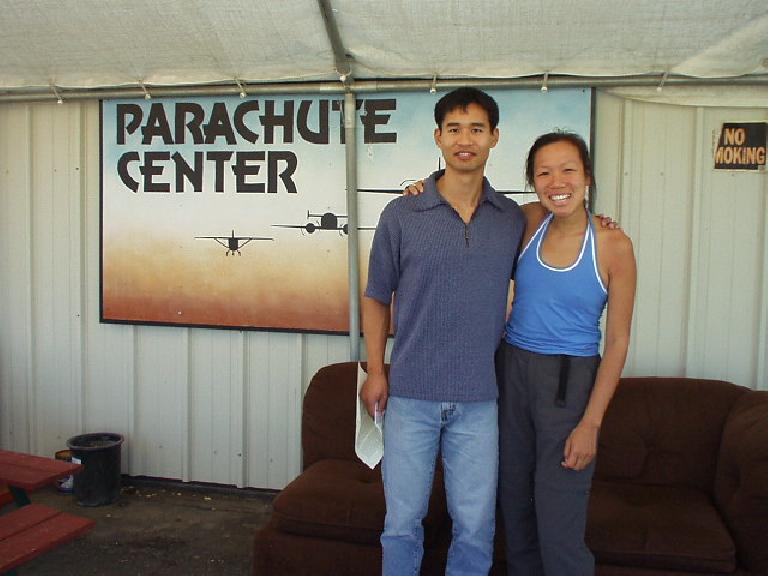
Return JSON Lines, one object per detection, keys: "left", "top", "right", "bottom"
{"left": 0, "top": 450, "right": 82, "bottom": 507}
{"left": 0, "top": 449, "right": 94, "bottom": 575}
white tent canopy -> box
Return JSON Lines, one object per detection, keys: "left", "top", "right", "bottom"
{"left": 1, "top": 0, "right": 767, "bottom": 93}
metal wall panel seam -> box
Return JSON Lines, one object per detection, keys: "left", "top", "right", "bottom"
{"left": 47, "top": 102, "right": 72, "bottom": 454}
{"left": 54, "top": 105, "right": 71, "bottom": 450}
{"left": 229, "top": 331, "right": 245, "bottom": 488}
{"left": 300, "top": 332, "right": 311, "bottom": 393}
{"left": 76, "top": 102, "right": 89, "bottom": 431}
{"left": 287, "top": 334, "right": 303, "bottom": 484}
{"left": 81, "top": 101, "right": 97, "bottom": 437}
{"left": 757, "top": 134, "right": 768, "bottom": 391}
{"left": 298, "top": 333, "right": 310, "bottom": 469}
{"left": 618, "top": 99, "right": 637, "bottom": 370}
{"left": 264, "top": 333, "right": 276, "bottom": 488}
{"left": 0, "top": 106, "right": 11, "bottom": 447}
{"left": 238, "top": 330, "right": 249, "bottom": 487}
{"left": 723, "top": 167, "right": 737, "bottom": 381}
{"left": 651, "top": 109, "right": 668, "bottom": 373}
{"left": 592, "top": 92, "right": 618, "bottom": 364}
{"left": 25, "top": 104, "right": 36, "bottom": 454}
{"left": 697, "top": 111, "right": 716, "bottom": 382}
{"left": 46, "top": 105, "right": 61, "bottom": 453}
{"left": 128, "top": 325, "right": 138, "bottom": 473}
{"left": 69, "top": 103, "right": 85, "bottom": 437}
{"left": 81, "top": 101, "right": 94, "bottom": 436}
{"left": 45, "top": 107, "right": 58, "bottom": 445}
{"left": 684, "top": 108, "right": 706, "bottom": 377}
{"left": 240, "top": 334, "right": 248, "bottom": 487}
{"left": 181, "top": 328, "right": 190, "bottom": 482}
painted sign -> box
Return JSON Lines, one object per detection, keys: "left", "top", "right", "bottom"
{"left": 101, "top": 89, "right": 591, "bottom": 333}
{"left": 714, "top": 122, "right": 767, "bottom": 170}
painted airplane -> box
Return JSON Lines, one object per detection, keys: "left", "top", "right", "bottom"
{"left": 195, "top": 230, "right": 273, "bottom": 255}
{"left": 273, "top": 211, "right": 376, "bottom": 236}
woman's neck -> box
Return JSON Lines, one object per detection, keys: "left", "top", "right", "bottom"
{"left": 549, "top": 205, "right": 588, "bottom": 235}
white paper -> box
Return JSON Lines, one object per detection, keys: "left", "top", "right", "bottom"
{"left": 355, "top": 363, "right": 384, "bottom": 469}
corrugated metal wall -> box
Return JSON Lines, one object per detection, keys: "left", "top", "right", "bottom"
{"left": 1, "top": 93, "right": 766, "bottom": 490}
{"left": 594, "top": 92, "right": 768, "bottom": 389}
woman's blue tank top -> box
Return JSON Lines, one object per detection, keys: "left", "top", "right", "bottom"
{"left": 505, "top": 211, "right": 608, "bottom": 356}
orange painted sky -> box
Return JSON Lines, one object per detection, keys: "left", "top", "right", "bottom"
{"left": 103, "top": 230, "right": 373, "bottom": 333}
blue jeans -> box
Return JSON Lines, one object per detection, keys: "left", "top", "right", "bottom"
{"left": 381, "top": 396, "right": 498, "bottom": 576}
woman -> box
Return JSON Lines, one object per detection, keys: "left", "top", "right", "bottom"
{"left": 499, "top": 131, "right": 635, "bottom": 575}
{"left": 405, "top": 131, "right": 636, "bottom": 575}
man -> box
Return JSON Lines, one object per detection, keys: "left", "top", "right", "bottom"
{"left": 361, "top": 87, "right": 526, "bottom": 576}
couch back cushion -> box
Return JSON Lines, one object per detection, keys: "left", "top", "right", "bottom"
{"left": 595, "top": 378, "right": 747, "bottom": 493}
{"left": 714, "top": 390, "right": 768, "bottom": 573}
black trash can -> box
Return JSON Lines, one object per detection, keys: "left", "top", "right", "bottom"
{"left": 67, "top": 432, "right": 124, "bottom": 506}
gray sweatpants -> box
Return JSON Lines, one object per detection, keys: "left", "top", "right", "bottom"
{"left": 498, "top": 342, "right": 600, "bottom": 576}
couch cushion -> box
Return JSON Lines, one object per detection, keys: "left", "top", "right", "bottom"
{"left": 595, "top": 378, "right": 747, "bottom": 493}
{"left": 587, "top": 480, "right": 735, "bottom": 573}
{"left": 272, "top": 458, "right": 447, "bottom": 546}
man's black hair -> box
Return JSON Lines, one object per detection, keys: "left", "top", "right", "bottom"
{"left": 434, "top": 87, "right": 499, "bottom": 131}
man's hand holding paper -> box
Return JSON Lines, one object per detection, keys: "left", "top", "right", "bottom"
{"left": 355, "top": 363, "right": 384, "bottom": 469}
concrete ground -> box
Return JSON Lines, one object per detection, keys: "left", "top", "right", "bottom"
{"left": 10, "top": 478, "right": 275, "bottom": 576}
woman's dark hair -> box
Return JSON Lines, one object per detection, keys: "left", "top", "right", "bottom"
{"left": 434, "top": 87, "right": 500, "bottom": 130}
{"left": 524, "top": 131, "right": 593, "bottom": 188}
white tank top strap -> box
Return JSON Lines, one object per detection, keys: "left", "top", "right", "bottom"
{"left": 588, "top": 214, "right": 608, "bottom": 294}
{"left": 519, "top": 213, "right": 552, "bottom": 259}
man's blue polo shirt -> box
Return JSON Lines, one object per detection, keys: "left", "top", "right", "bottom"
{"left": 365, "top": 171, "right": 526, "bottom": 402}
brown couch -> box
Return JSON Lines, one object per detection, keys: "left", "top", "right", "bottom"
{"left": 253, "top": 362, "right": 768, "bottom": 575}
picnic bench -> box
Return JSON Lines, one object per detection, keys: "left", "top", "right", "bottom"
{"left": 0, "top": 486, "right": 12, "bottom": 508}
{"left": 0, "top": 450, "right": 95, "bottom": 575}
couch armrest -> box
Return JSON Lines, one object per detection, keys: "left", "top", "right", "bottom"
{"left": 715, "top": 390, "right": 768, "bottom": 573}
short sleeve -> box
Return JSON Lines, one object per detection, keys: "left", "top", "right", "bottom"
{"left": 364, "top": 202, "right": 400, "bottom": 304}
{"left": 510, "top": 207, "right": 526, "bottom": 280}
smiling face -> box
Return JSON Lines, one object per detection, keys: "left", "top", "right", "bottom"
{"left": 434, "top": 103, "right": 499, "bottom": 176}
{"left": 531, "top": 140, "right": 591, "bottom": 216}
